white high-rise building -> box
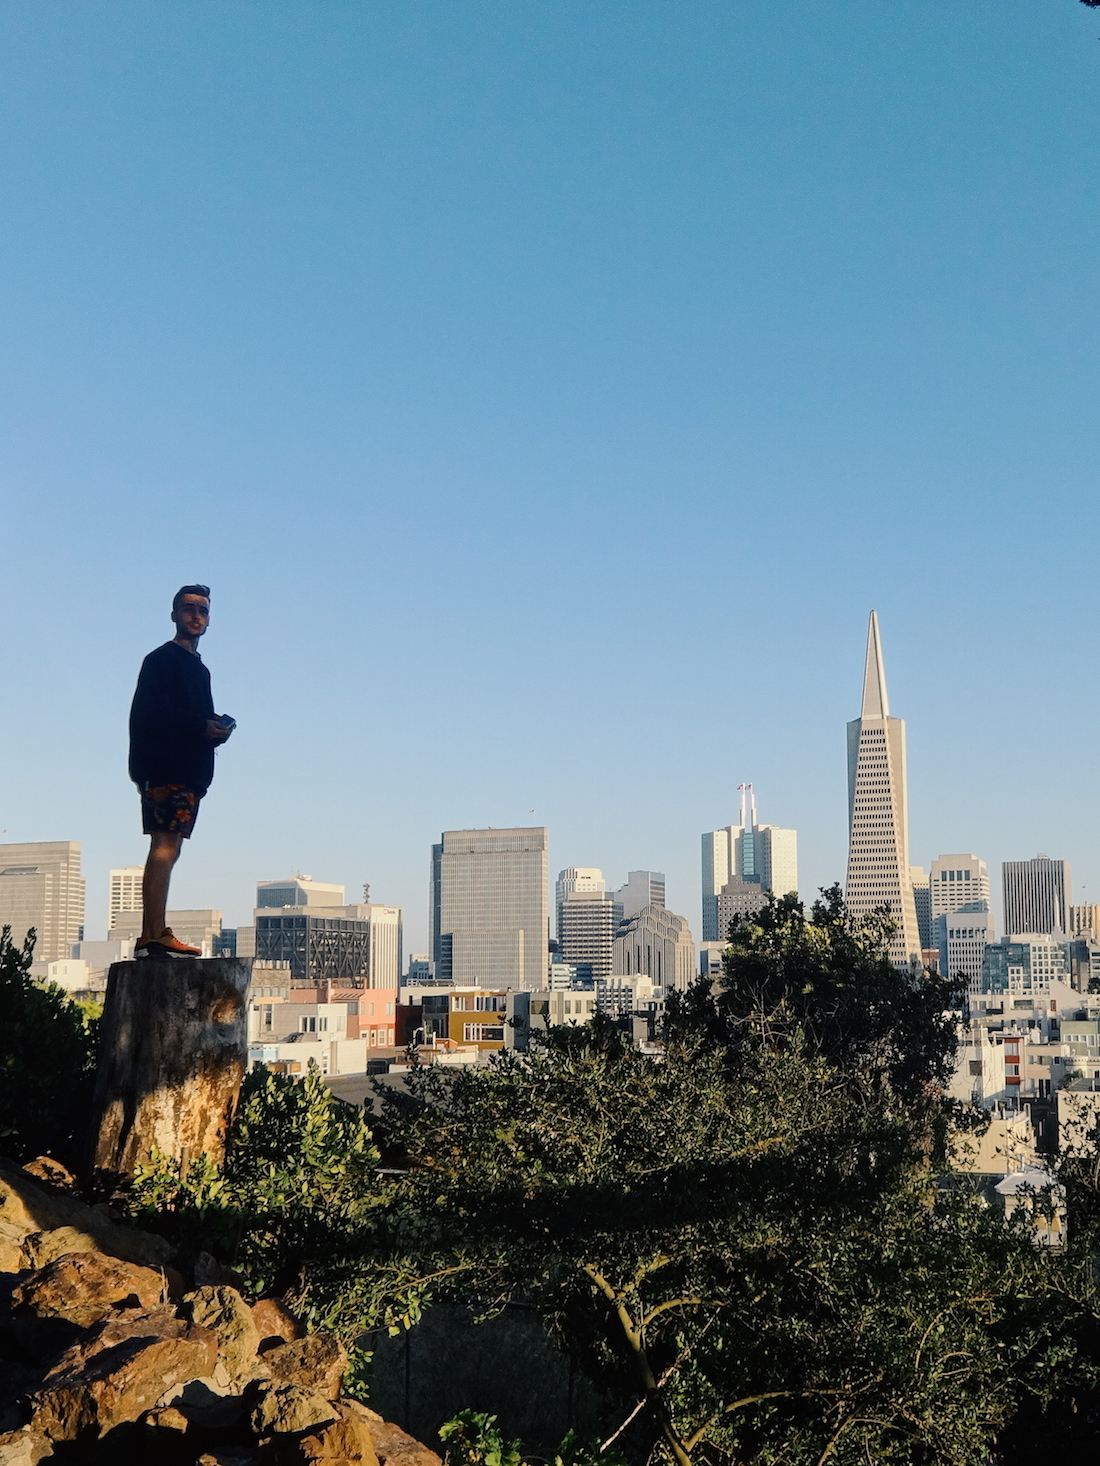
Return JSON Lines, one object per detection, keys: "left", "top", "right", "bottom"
{"left": 108, "top": 866, "right": 144, "bottom": 930}
{"left": 701, "top": 785, "right": 797, "bottom": 941}
{"left": 929, "top": 855, "right": 992, "bottom": 922}
{"left": 612, "top": 871, "right": 666, "bottom": 923}
{"left": 431, "top": 827, "right": 549, "bottom": 990}
{"left": 558, "top": 890, "right": 617, "bottom": 983}
{"left": 938, "top": 908, "right": 997, "bottom": 993}
{"left": 555, "top": 867, "right": 606, "bottom": 938}
{"left": 844, "top": 613, "right": 921, "bottom": 968}
{"left": 0, "top": 842, "right": 85, "bottom": 962}
{"left": 257, "top": 876, "right": 346, "bottom": 908}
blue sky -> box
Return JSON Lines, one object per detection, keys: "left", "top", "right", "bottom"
{"left": 2, "top": 1, "right": 1098, "bottom": 946}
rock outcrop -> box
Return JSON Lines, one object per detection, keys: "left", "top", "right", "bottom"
{"left": 0, "top": 1156, "right": 444, "bottom": 1466}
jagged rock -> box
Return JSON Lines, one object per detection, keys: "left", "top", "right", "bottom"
{"left": 21, "top": 1223, "right": 104, "bottom": 1269}
{"left": 0, "top": 1427, "right": 51, "bottom": 1464}
{"left": 145, "top": 1404, "right": 191, "bottom": 1432}
{"left": 251, "top": 1381, "right": 339, "bottom": 1436}
{"left": 12, "top": 1249, "right": 169, "bottom": 1329}
{"left": 260, "top": 1333, "right": 347, "bottom": 1399}
{"left": 32, "top": 1306, "right": 218, "bottom": 1441}
{"left": 199, "top": 1450, "right": 259, "bottom": 1465}
{"left": 344, "top": 1403, "right": 444, "bottom": 1466}
{"left": 0, "top": 1158, "right": 175, "bottom": 1271}
{"left": 277, "top": 1401, "right": 381, "bottom": 1464}
{"left": 186, "top": 1285, "right": 263, "bottom": 1381}
{"left": 22, "top": 1157, "right": 78, "bottom": 1189}
{"left": 252, "top": 1296, "right": 304, "bottom": 1348}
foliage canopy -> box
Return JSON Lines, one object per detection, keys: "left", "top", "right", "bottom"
{"left": 0, "top": 924, "right": 97, "bottom": 1167}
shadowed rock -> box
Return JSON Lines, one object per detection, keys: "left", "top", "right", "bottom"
{"left": 260, "top": 1333, "right": 348, "bottom": 1400}
{"left": 32, "top": 1307, "right": 218, "bottom": 1441}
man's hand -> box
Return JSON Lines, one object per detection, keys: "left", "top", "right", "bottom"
{"left": 205, "top": 719, "right": 233, "bottom": 744}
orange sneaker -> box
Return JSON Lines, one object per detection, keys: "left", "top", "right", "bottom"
{"left": 135, "top": 928, "right": 202, "bottom": 959}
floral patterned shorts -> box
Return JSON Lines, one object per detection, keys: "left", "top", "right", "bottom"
{"left": 141, "top": 782, "right": 202, "bottom": 838}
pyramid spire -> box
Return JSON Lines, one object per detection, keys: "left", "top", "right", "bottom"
{"left": 860, "top": 610, "right": 890, "bottom": 719}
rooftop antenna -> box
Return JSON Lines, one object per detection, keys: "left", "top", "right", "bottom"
{"left": 737, "top": 783, "right": 757, "bottom": 832}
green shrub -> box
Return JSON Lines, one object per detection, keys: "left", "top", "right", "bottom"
{"left": 0, "top": 925, "right": 97, "bottom": 1167}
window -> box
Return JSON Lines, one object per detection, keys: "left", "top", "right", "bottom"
{"left": 463, "top": 1023, "right": 505, "bottom": 1043}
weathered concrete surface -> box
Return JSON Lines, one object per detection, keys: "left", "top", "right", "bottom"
{"left": 89, "top": 957, "right": 250, "bottom": 1183}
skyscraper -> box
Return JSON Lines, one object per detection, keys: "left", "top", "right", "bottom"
{"left": 431, "top": 827, "right": 548, "bottom": 990}
{"left": 701, "top": 785, "right": 797, "bottom": 941}
{"left": 249, "top": 877, "right": 402, "bottom": 987}
{"left": 555, "top": 867, "right": 606, "bottom": 938}
{"left": 612, "top": 904, "right": 696, "bottom": 991}
{"left": 611, "top": 871, "right": 666, "bottom": 922}
{"left": 929, "top": 855, "right": 992, "bottom": 922}
{"left": 108, "top": 867, "right": 144, "bottom": 930}
{"left": 0, "top": 842, "right": 85, "bottom": 962}
{"left": 558, "top": 889, "right": 617, "bottom": 983}
{"left": 927, "top": 854, "right": 993, "bottom": 989}
{"left": 844, "top": 612, "right": 921, "bottom": 968}
{"left": 1002, "top": 856, "right": 1071, "bottom": 937}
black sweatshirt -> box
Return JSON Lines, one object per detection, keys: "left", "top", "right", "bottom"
{"left": 128, "top": 641, "right": 216, "bottom": 792}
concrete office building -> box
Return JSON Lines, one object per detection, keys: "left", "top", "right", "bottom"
{"left": 251, "top": 879, "right": 402, "bottom": 988}
{"left": 701, "top": 786, "right": 797, "bottom": 941}
{"left": 935, "top": 908, "right": 997, "bottom": 993}
{"left": 431, "top": 827, "right": 548, "bottom": 990}
{"left": 612, "top": 904, "right": 696, "bottom": 991}
{"left": 108, "top": 867, "right": 144, "bottom": 929}
{"left": 844, "top": 613, "right": 922, "bottom": 968}
{"left": 0, "top": 842, "right": 85, "bottom": 962}
{"left": 257, "top": 876, "right": 347, "bottom": 909}
{"left": 612, "top": 870, "right": 666, "bottom": 922}
{"left": 405, "top": 954, "right": 432, "bottom": 986}
{"left": 716, "top": 876, "right": 768, "bottom": 938}
{"left": 558, "top": 889, "right": 617, "bottom": 983}
{"left": 1070, "top": 906, "right": 1100, "bottom": 941}
{"left": 1003, "top": 857, "right": 1072, "bottom": 937}
{"left": 255, "top": 909, "right": 370, "bottom": 985}
{"left": 930, "top": 855, "right": 992, "bottom": 922}
{"left": 555, "top": 867, "right": 606, "bottom": 938}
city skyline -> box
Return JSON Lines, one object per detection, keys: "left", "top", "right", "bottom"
{"left": 2, "top": 6, "right": 1099, "bottom": 953}
{"left": 7, "top": 610, "right": 1091, "bottom": 963}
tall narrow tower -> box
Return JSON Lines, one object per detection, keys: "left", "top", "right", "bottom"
{"left": 844, "top": 613, "right": 921, "bottom": 967}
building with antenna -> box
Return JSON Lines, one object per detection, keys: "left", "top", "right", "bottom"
{"left": 701, "top": 785, "right": 798, "bottom": 941}
{"left": 844, "top": 612, "right": 922, "bottom": 969}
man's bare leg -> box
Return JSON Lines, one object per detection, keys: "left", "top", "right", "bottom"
{"left": 140, "top": 832, "right": 184, "bottom": 943}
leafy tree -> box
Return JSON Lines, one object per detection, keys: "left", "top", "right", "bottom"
{"left": 122, "top": 892, "right": 1100, "bottom": 1461}
{"left": 128, "top": 1062, "right": 434, "bottom": 1334}
{"left": 367, "top": 894, "right": 1100, "bottom": 1464}
{"left": 0, "top": 924, "right": 97, "bottom": 1167}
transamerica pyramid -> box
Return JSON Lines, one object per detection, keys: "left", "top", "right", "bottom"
{"left": 844, "top": 611, "right": 922, "bottom": 968}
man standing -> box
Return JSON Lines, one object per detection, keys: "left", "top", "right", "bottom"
{"left": 129, "top": 585, "right": 234, "bottom": 958}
